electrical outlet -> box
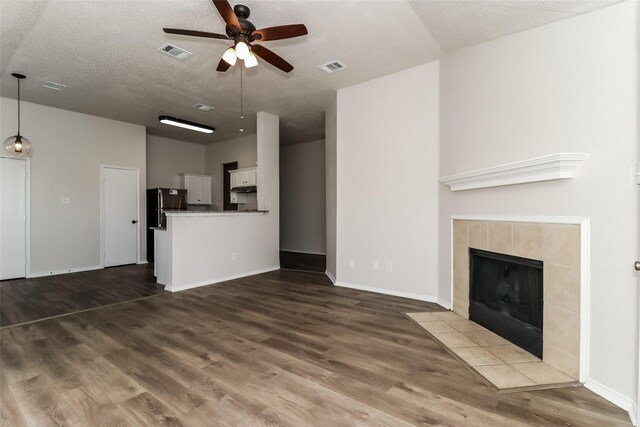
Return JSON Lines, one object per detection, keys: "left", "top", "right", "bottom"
{"left": 231, "top": 252, "right": 238, "bottom": 261}
{"left": 372, "top": 260, "right": 379, "bottom": 271}
{"left": 386, "top": 262, "right": 393, "bottom": 272}
{"left": 349, "top": 258, "right": 355, "bottom": 268}
{"left": 61, "top": 197, "right": 71, "bottom": 205}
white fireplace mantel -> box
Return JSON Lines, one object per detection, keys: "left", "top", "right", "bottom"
{"left": 439, "top": 152, "right": 588, "bottom": 191}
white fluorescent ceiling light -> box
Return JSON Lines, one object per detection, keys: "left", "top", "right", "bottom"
{"left": 158, "top": 115, "right": 215, "bottom": 133}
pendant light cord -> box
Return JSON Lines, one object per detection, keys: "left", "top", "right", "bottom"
{"left": 17, "top": 77, "right": 21, "bottom": 135}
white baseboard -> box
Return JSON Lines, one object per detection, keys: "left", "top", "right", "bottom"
{"left": 437, "top": 298, "right": 452, "bottom": 310}
{"left": 280, "top": 248, "right": 327, "bottom": 256}
{"left": 585, "top": 379, "right": 636, "bottom": 425}
{"left": 335, "top": 281, "right": 442, "bottom": 305}
{"left": 325, "top": 270, "right": 336, "bottom": 284}
{"left": 137, "top": 260, "right": 148, "bottom": 265}
{"left": 28, "top": 264, "right": 103, "bottom": 278}
{"left": 167, "top": 266, "right": 281, "bottom": 292}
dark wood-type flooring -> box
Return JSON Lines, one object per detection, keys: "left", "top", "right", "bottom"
{"left": 0, "top": 265, "right": 165, "bottom": 327}
{"left": 280, "top": 250, "right": 326, "bottom": 273}
{"left": 0, "top": 269, "right": 631, "bottom": 426}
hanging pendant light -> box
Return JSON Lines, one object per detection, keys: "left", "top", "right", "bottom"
{"left": 3, "top": 73, "right": 32, "bottom": 158}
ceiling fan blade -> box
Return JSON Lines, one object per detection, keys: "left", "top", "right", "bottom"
{"left": 252, "top": 24, "right": 308, "bottom": 42}
{"left": 163, "top": 28, "right": 229, "bottom": 40}
{"left": 212, "top": 0, "right": 242, "bottom": 33}
{"left": 216, "top": 57, "right": 232, "bottom": 72}
{"left": 251, "top": 44, "right": 294, "bottom": 73}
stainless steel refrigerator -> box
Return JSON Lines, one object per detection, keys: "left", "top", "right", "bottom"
{"left": 146, "top": 188, "right": 187, "bottom": 262}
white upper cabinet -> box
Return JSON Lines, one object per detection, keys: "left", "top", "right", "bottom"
{"left": 180, "top": 173, "right": 212, "bottom": 205}
{"left": 230, "top": 167, "right": 257, "bottom": 188}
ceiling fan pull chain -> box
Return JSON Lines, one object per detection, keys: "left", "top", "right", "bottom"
{"left": 240, "top": 66, "right": 244, "bottom": 119}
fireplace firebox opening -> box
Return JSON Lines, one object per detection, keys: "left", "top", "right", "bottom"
{"left": 469, "top": 248, "right": 543, "bottom": 358}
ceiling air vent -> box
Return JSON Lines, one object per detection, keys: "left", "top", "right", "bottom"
{"left": 43, "top": 81, "right": 68, "bottom": 91}
{"left": 192, "top": 103, "right": 214, "bottom": 111}
{"left": 158, "top": 43, "right": 193, "bottom": 60}
{"left": 318, "top": 60, "right": 347, "bottom": 74}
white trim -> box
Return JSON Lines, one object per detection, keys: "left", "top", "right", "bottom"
{"left": 452, "top": 215, "right": 588, "bottom": 224}
{"left": 325, "top": 270, "right": 336, "bottom": 284}
{"left": 449, "top": 218, "right": 454, "bottom": 308}
{"left": 439, "top": 152, "right": 588, "bottom": 191}
{"left": 281, "top": 248, "right": 327, "bottom": 256}
{"left": 579, "top": 219, "right": 591, "bottom": 383}
{"left": 137, "top": 260, "right": 148, "bottom": 265}
{"left": 585, "top": 380, "right": 637, "bottom": 425}
{"left": 29, "top": 264, "right": 103, "bottom": 278}
{"left": 437, "top": 298, "right": 452, "bottom": 310}
{"left": 449, "top": 215, "right": 590, "bottom": 383}
{"left": 100, "top": 165, "right": 141, "bottom": 267}
{"left": 335, "top": 281, "right": 446, "bottom": 307}
{"left": 166, "top": 266, "right": 281, "bottom": 292}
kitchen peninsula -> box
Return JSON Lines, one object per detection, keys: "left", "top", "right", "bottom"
{"left": 153, "top": 112, "right": 281, "bottom": 292}
{"left": 153, "top": 210, "right": 278, "bottom": 291}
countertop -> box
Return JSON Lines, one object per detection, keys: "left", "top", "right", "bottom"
{"left": 151, "top": 210, "right": 269, "bottom": 230}
{"left": 165, "top": 210, "right": 269, "bottom": 217}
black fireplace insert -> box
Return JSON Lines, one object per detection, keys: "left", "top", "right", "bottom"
{"left": 469, "top": 248, "right": 543, "bottom": 358}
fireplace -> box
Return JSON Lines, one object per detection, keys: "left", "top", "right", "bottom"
{"left": 452, "top": 219, "right": 582, "bottom": 379}
{"left": 469, "top": 248, "right": 543, "bottom": 358}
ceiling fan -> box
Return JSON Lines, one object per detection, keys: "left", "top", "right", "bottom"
{"left": 163, "top": 1, "right": 308, "bottom": 73}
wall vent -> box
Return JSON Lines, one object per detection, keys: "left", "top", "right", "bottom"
{"left": 318, "top": 60, "right": 347, "bottom": 74}
{"left": 158, "top": 43, "right": 193, "bottom": 60}
{"left": 192, "top": 103, "right": 214, "bottom": 111}
{"left": 43, "top": 81, "right": 68, "bottom": 91}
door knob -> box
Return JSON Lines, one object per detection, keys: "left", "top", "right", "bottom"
{"left": 635, "top": 261, "right": 640, "bottom": 271}
{"left": 132, "top": 220, "right": 138, "bottom": 224}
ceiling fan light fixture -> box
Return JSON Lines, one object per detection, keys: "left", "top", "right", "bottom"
{"left": 244, "top": 51, "right": 258, "bottom": 68}
{"left": 158, "top": 116, "right": 215, "bottom": 134}
{"left": 222, "top": 47, "right": 237, "bottom": 65}
{"left": 235, "top": 40, "right": 250, "bottom": 60}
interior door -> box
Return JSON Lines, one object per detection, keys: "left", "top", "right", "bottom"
{"left": 0, "top": 158, "right": 27, "bottom": 280}
{"left": 103, "top": 167, "right": 138, "bottom": 267}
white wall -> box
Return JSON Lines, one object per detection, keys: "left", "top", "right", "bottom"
{"left": 146, "top": 135, "right": 205, "bottom": 189}
{"left": 280, "top": 139, "right": 326, "bottom": 254}
{"left": 439, "top": 1, "right": 638, "bottom": 411}
{"left": 325, "top": 97, "right": 337, "bottom": 281}
{"left": 335, "top": 62, "right": 440, "bottom": 300}
{"left": 0, "top": 98, "right": 147, "bottom": 274}
{"left": 256, "top": 111, "right": 280, "bottom": 265}
{"left": 204, "top": 133, "right": 257, "bottom": 210}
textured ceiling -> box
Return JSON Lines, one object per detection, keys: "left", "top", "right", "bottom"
{"left": 409, "top": 0, "right": 621, "bottom": 52}
{"left": 0, "top": 0, "right": 620, "bottom": 145}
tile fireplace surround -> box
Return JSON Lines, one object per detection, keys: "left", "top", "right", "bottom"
{"left": 452, "top": 218, "right": 586, "bottom": 380}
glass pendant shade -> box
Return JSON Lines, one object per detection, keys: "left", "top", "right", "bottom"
{"left": 222, "top": 47, "right": 237, "bottom": 66}
{"left": 244, "top": 51, "right": 258, "bottom": 68}
{"left": 3, "top": 135, "right": 31, "bottom": 158}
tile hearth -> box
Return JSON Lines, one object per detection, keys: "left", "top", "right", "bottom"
{"left": 406, "top": 311, "right": 578, "bottom": 392}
